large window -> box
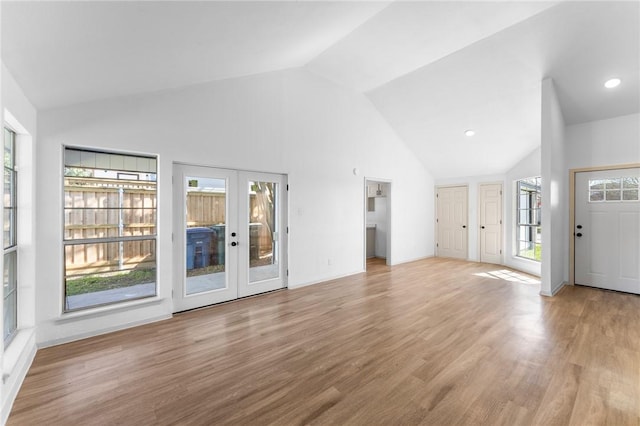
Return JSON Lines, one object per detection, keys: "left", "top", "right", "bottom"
{"left": 63, "top": 148, "right": 157, "bottom": 311}
{"left": 4, "top": 128, "right": 18, "bottom": 346}
{"left": 516, "top": 177, "right": 541, "bottom": 261}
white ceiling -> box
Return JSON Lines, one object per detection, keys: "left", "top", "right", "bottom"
{"left": 365, "top": 1, "right": 640, "bottom": 178}
{"left": 1, "top": 1, "right": 389, "bottom": 109}
{"left": 2, "top": 1, "right": 639, "bottom": 179}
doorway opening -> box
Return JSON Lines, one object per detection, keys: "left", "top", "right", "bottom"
{"left": 364, "top": 179, "right": 391, "bottom": 271}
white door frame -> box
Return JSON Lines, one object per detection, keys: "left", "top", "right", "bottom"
{"left": 569, "top": 162, "right": 640, "bottom": 285}
{"left": 363, "top": 177, "right": 392, "bottom": 269}
{"left": 478, "top": 182, "right": 503, "bottom": 264}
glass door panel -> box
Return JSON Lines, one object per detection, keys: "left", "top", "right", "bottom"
{"left": 238, "top": 172, "right": 286, "bottom": 298}
{"left": 173, "top": 164, "right": 238, "bottom": 312}
{"left": 185, "top": 176, "right": 227, "bottom": 295}
{"left": 248, "top": 180, "right": 279, "bottom": 283}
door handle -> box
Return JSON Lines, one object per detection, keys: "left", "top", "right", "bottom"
{"left": 576, "top": 225, "right": 582, "bottom": 229}
{"left": 576, "top": 233, "right": 582, "bottom": 237}
{"left": 230, "top": 241, "right": 238, "bottom": 247}
{"left": 462, "top": 225, "right": 466, "bottom": 229}
{"left": 481, "top": 226, "right": 485, "bottom": 229}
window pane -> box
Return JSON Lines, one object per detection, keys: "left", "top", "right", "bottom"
{"left": 606, "top": 190, "right": 621, "bottom": 201}
{"left": 519, "top": 194, "right": 529, "bottom": 208}
{"left": 4, "top": 129, "right": 14, "bottom": 169}
{"left": 604, "top": 178, "right": 621, "bottom": 189}
{"left": 64, "top": 239, "right": 156, "bottom": 311}
{"left": 4, "top": 251, "right": 17, "bottom": 345}
{"left": 622, "top": 177, "right": 640, "bottom": 189}
{"left": 589, "top": 179, "right": 605, "bottom": 190}
{"left": 516, "top": 176, "right": 541, "bottom": 262}
{"left": 4, "top": 169, "right": 14, "bottom": 207}
{"left": 64, "top": 148, "right": 157, "bottom": 312}
{"left": 589, "top": 190, "right": 605, "bottom": 202}
{"left": 623, "top": 189, "right": 639, "bottom": 201}
{"left": 64, "top": 208, "right": 157, "bottom": 240}
{"left": 622, "top": 177, "right": 639, "bottom": 189}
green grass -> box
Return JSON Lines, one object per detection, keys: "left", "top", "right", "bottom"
{"left": 519, "top": 243, "right": 542, "bottom": 261}
{"left": 66, "top": 269, "right": 156, "bottom": 296}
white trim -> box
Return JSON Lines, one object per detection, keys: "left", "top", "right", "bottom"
{"left": 540, "top": 281, "right": 566, "bottom": 297}
{"left": 289, "top": 270, "right": 363, "bottom": 289}
{"left": 389, "top": 254, "right": 434, "bottom": 266}
{"left": 57, "top": 296, "right": 165, "bottom": 321}
{"left": 2, "top": 328, "right": 37, "bottom": 426}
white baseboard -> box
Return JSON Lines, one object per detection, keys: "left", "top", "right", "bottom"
{"left": 540, "top": 281, "right": 566, "bottom": 297}
{"left": 389, "top": 254, "right": 434, "bottom": 266}
{"left": 289, "top": 270, "right": 364, "bottom": 289}
{"left": 38, "top": 314, "right": 172, "bottom": 349}
{"left": 2, "top": 330, "right": 37, "bottom": 425}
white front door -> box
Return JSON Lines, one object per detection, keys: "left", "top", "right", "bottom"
{"left": 479, "top": 183, "right": 502, "bottom": 264}
{"left": 437, "top": 186, "right": 468, "bottom": 259}
{"left": 575, "top": 168, "right": 640, "bottom": 294}
{"left": 173, "top": 164, "right": 287, "bottom": 312}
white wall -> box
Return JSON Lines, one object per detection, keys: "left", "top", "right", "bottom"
{"left": 1, "top": 63, "right": 38, "bottom": 425}
{"left": 565, "top": 113, "right": 640, "bottom": 170}
{"left": 435, "top": 174, "right": 504, "bottom": 262}
{"left": 504, "top": 147, "right": 542, "bottom": 276}
{"left": 540, "top": 78, "right": 567, "bottom": 296}
{"left": 35, "top": 68, "right": 435, "bottom": 346}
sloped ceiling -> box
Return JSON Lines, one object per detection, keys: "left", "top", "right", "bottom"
{"left": 2, "top": 1, "right": 639, "bottom": 179}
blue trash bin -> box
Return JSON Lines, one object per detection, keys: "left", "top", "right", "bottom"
{"left": 210, "top": 225, "right": 225, "bottom": 266}
{"left": 186, "top": 227, "right": 213, "bottom": 270}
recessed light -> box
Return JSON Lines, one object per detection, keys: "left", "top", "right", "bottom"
{"left": 464, "top": 130, "right": 475, "bottom": 137}
{"left": 604, "top": 78, "right": 621, "bottom": 89}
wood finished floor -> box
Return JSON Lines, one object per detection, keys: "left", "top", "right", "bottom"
{"left": 8, "top": 257, "right": 640, "bottom": 425}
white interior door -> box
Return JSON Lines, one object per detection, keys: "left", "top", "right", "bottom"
{"left": 437, "top": 186, "right": 468, "bottom": 259}
{"left": 173, "top": 164, "right": 287, "bottom": 312}
{"left": 479, "top": 183, "right": 503, "bottom": 264}
{"left": 575, "top": 168, "right": 640, "bottom": 294}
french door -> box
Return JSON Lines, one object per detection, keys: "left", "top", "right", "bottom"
{"left": 173, "top": 164, "right": 287, "bottom": 312}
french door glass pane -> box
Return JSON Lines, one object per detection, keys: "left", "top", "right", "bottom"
{"left": 185, "top": 176, "right": 227, "bottom": 295}
{"left": 249, "top": 181, "right": 278, "bottom": 283}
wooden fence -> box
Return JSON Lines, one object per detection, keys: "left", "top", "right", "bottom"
{"left": 64, "top": 177, "right": 272, "bottom": 275}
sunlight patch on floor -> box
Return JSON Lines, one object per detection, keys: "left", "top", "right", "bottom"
{"left": 474, "top": 269, "right": 540, "bottom": 285}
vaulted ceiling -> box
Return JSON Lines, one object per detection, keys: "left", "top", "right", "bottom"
{"left": 2, "top": 1, "right": 638, "bottom": 179}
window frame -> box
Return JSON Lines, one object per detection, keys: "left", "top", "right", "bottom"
{"left": 4, "top": 127, "right": 18, "bottom": 347}
{"left": 515, "top": 176, "right": 541, "bottom": 262}
{"left": 62, "top": 146, "right": 158, "bottom": 313}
